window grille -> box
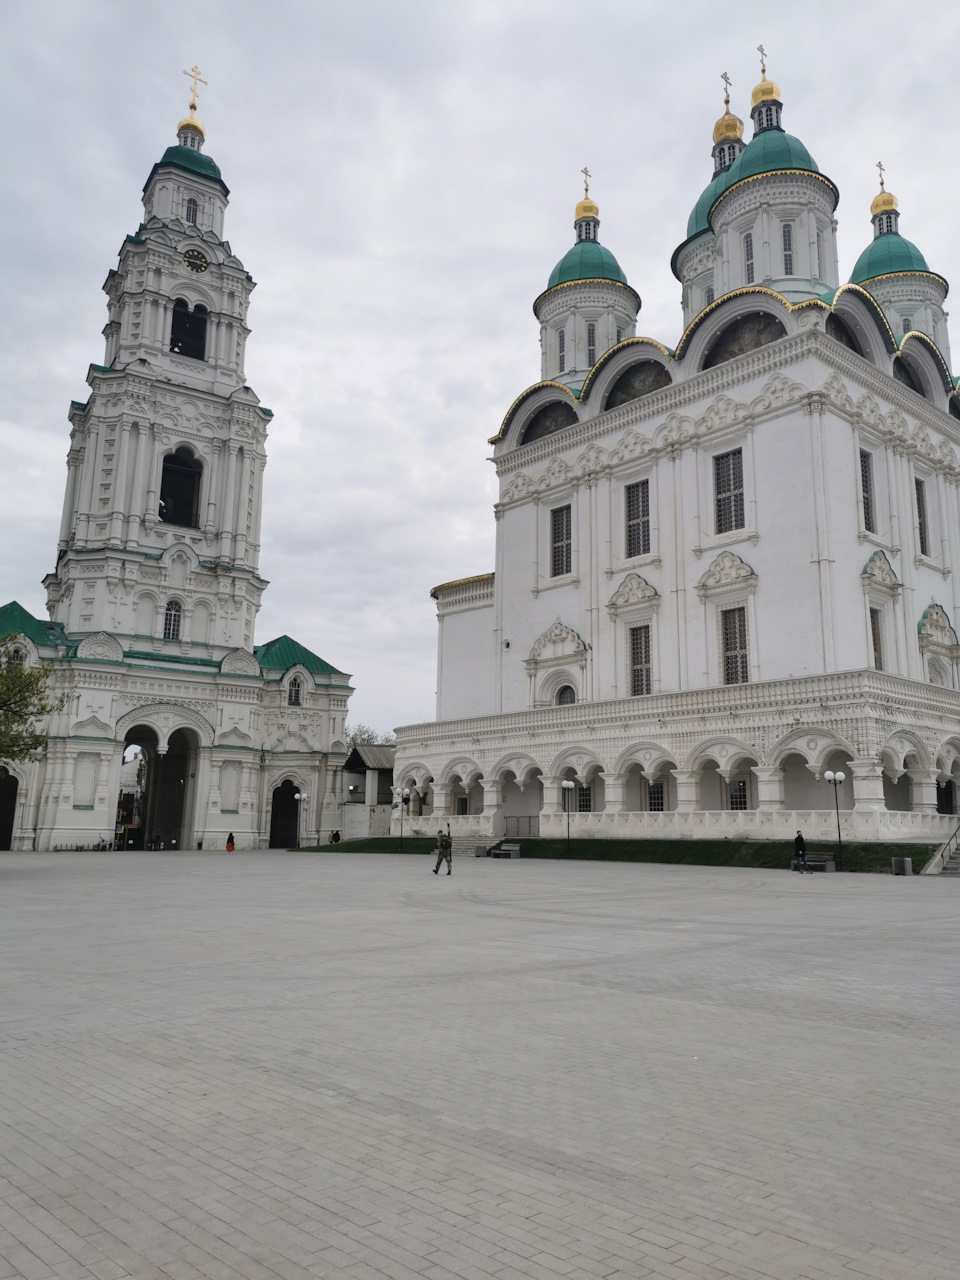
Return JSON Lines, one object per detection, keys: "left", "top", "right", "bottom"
{"left": 288, "top": 677, "right": 301, "bottom": 706}
{"left": 648, "top": 780, "right": 665, "bottom": 812}
{"left": 744, "top": 233, "right": 754, "bottom": 284}
{"left": 903, "top": 316, "right": 912, "bottom": 335}
{"left": 558, "top": 329, "right": 565, "bottom": 373}
{"left": 870, "top": 607, "right": 884, "bottom": 670}
{"left": 815, "top": 232, "right": 823, "bottom": 279}
{"left": 616, "top": 328, "right": 623, "bottom": 343}
{"left": 9, "top": 647, "right": 24, "bottom": 666}
{"left": 551, "top": 504, "right": 572, "bottom": 577}
{"left": 630, "top": 625, "right": 652, "bottom": 696}
{"left": 859, "top": 449, "right": 875, "bottom": 533}
{"left": 556, "top": 685, "right": 575, "bottom": 706}
{"left": 764, "top": 105, "right": 774, "bottom": 128}
{"left": 185, "top": 197, "right": 198, "bottom": 225}
{"left": 577, "top": 784, "right": 592, "bottom": 812}
{"left": 782, "top": 224, "right": 794, "bottom": 275}
{"left": 705, "top": 287, "right": 715, "bottom": 305}
{"left": 163, "top": 600, "right": 182, "bottom": 641}
{"left": 721, "top": 606, "right": 749, "bottom": 685}
{"left": 625, "top": 478, "right": 650, "bottom": 558}
{"left": 915, "top": 477, "right": 930, "bottom": 557}
{"left": 714, "top": 448, "right": 744, "bottom": 534}
{"left": 729, "top": 779, "right": 748, "bottom": 810}
{"left": 587, "top": 323, "right": 596, "bottom": 366}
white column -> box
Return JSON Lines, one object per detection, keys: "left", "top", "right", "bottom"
{"left": 751, "top": 765, "right": 785, "bottom": 811}
{"left": 233, "top": 449, "right": 251, "bottom": 562}
{"left": 109, "top": 421, "right": 132, "bottom": 546}
{"left": 364, "top": 768, "right": 379, "bottom": 806}
{"left": 219, "top": 445, "right": 239, "bottom": 559}
{"left": 672, "top": 769, "right": 701, "bottom": 813}
{"left": 143, "top": 429, "right": 161, "bottom": 530}
{"left": 540, "top": 777, "right": 563, "bottom": 816}
{"left": 599, "top": 771, "right": 626, "bottom": 814}
{"left": 849, "top": 760, "right": 886, "bottom": 812}
{"left": 126, "top": 423, "right": 150, "bottom": 547}
{"left": 58, "top": 452, "right": 80, "bottom": 549}
{"left": 906, "top": 767, "right": 939, "bottom": 815}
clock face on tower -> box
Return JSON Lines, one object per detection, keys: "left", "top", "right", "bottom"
{"left": 183, "top": 249, "right": 208, "bottom": 273}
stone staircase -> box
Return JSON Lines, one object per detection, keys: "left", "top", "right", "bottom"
{"left": 451, "top": 835, "right": 493, "bottom": 858}
{"left": 941, "top": 849, "right": 960, "bottom": 876}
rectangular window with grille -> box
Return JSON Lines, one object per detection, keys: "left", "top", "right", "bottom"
{"left": 625, "top": 478, "right": 650, "bottom": 558}
{"left": 915, "top": 477, "right": 930, "bottom": 556}
{"left": 577, "top": 784, "right": 592, "bottom": 812}
{"left": 860, "top": 449, "right": 875, "bottom": 532}
{"left": 714, "top": 448, "right": 744, "bottom": 534}
{"left": 729, "top": 779, "right": 748, "bottom": 810}
{"left": 630, "top": 624, "right": 652, "bottom": 696}
{"left": 550, "top": 504, "right": 572, "bottom": 577}
{"left": 721, "top": 606, "right": 749, "bottom": 685}
{"left": 587, "top": 322, "right": 596, "bottom": 366}
{"left": 782, "top": 223, "right": 794, "bottom": 275}
{"left": 870, "top": 607, "right": 884, "bottom": 671}
{"left": 648, "top": 780, "right": 665, "bottom": 812}
{"left": 558, "top": 329, "right": 565, "bottom": 373}
{"left": 745, "top": 233, "right": 754, "bottom": 284}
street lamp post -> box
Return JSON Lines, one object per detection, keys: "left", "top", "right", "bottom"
{"left": 293, "top": 791, "right": 302, "bottom": 849}
{"left": 561, "top": 779, "right": 575, "bottom": 857}
{"left": 823, "top": 770, "right": 845, "bottom": 871}
{"left": 396, "top": 787, "right": 410, "bottom": 850}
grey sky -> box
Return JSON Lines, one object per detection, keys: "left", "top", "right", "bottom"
{"left": 2, "top": 1, "right": 957, "bottom": 734}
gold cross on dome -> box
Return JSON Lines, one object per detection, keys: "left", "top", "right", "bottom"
{"left": 182, "top": 64, "right": 208, "bottom": 108}
{"left": 581, "top": 166, "right": 591, "bottom": 197}
{"left": 757, "top": 44, "right": 767, "bottom": 76}
{"left": 876, "top": 159, "right": 886, "bottom": 190}
{"left": 721, "top": 70, "right": 732, "bottom": 104}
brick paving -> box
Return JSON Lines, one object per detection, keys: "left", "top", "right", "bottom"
{"left": 1, "top": 851, "right": 959, "bottom": 1280}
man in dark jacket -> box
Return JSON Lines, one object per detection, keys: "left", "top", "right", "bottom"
{"left": 795, "top": 830, "right": 811, "bottom": 874}
{"left": 433, "top": 830, "right": 452, "bottom": 875}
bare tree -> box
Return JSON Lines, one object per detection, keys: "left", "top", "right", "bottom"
{"left": 345, "top": 721, "right": 396, "bottom": 748}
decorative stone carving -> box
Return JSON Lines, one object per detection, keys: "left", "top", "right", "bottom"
{"left": 76, "top": 632, "right": 124, "bottom": 662}
{"left": 220, "top": 649, "right": 261, "bottom": 676}
{"left": 607, "top": 574, "right": 659, "bottom": 613}
{"left": 697, "top": 551, "right": 758, "bottom": 597}
{"left": 862, "top": 550, "right": 900, "bottom": 595}
{"left": 528, "top": 620, "right": 589, "bottom": 664}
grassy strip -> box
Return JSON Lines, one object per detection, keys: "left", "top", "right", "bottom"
{"left": 506, "top": 838, "right": 934, "bottom": 873}
{"left": 295, "top": 836, "right": 933, "bottom": 872}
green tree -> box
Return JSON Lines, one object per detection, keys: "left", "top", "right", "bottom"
{"left": 0, "top": 637, "right": 59, "bottom": 763}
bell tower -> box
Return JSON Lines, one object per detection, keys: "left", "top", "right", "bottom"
{"left": 44, "top": 70, "right": 271, "bottom": 659}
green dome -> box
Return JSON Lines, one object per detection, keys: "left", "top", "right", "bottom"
{"left": 687, "top": 167, "right": 736, "bottom": 240}
{"left": 158, "top": 144, "right": 222, "bottom": 182}
{"left": 547, "top": 239, "right": 628, "bottom": 289}
{"left": 850, "top": 234, "right": 930, "bottom": 285}
{"left": 722, "top": 130, "right": 821, "bottom": 189}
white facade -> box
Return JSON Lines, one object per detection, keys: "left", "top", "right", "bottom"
{"left": 394, "top": 74, "right": 960, "bottom": 846}
{"left": 0, "top": 107, "right": 352, "bottom": 851}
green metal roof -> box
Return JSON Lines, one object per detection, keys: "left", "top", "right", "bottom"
{"left": 722, "top": 130, "right": 821, "bottom": 188}
{"left": 850, "top": 233, "right": 931, "bottom": 285}
{"left": 547, "top": 240, "right": 628, "bottom": 289}
{"left": 686, "top": 168, "right": 735, "bottom": 240}
{"left": 254, "top": 635, "right": 344, "bottom": 676}
{"left": 0, "top": 601, "right": 64, "bottom": 649}
{"left": 144, "top": 145, "right": 228, "bottom": 195}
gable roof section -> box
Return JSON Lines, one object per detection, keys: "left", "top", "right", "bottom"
{"left": 254, "top": 634, "right": 344, "bottom": 676}
{"left": 0, "top": 600, "right": 64, "bottom": 648}
{"left": 345, "top": 743, "right": 396, "bottom": 772}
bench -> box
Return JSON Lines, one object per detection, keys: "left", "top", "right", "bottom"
{"left": 485, "top": 843, "right": 521, "bottom": 859}
{"left": 792, "top": 853, "right": 836, "bottom": 872}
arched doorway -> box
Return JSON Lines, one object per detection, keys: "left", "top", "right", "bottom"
{"left": 270, "top": 780, "right": 301, "bottom": 848}
{"left": 118, "top": 725, "right": 200, "bottom": 849}
{"left": 0, "top": 767, "right": 18, "bottom": 850}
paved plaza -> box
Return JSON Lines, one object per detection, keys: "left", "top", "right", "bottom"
{"left": 1, "top": 852, "right": 959, "bottom": 1280}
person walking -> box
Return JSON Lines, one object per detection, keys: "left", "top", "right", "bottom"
{"left": 226, "top": 832, "right": 235, "bottom": 853}
{"left": 794, "top": 829, "right": 811, "bottom": 874}
{"left": 433, "top": 829, "right": 452, "bottom": 875}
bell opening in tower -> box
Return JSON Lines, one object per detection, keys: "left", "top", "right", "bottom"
{"left": 170, "top": 298, "right": 208, "bottom": 361}
{"left": 159, "top": 447, "right": 202, "bottom": 528}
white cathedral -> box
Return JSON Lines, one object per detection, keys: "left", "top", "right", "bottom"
{"left": 393, "top": 61, "right": 960, "bottom": 847}
{"left": 0, "top": 87, "right": 352, "bottom": 851}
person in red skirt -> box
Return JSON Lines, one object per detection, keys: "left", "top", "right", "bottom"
{"left": 226, "top": 832, "right": 235, "bottom": 853}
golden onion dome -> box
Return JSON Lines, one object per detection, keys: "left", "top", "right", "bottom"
{"left": 177, "top": 106, "right": 206, "bottom": 139}
{"left": 750, "top": 74, "right": 781, "bottom": 107}
{"left": 713, "top": 107, "right": 744, "bottom": 144}
{"left": 870, "top": 187, "right": 898, "bottom": 218}
{"left": 575, "top": 196, "right": 599, "bottom": 220}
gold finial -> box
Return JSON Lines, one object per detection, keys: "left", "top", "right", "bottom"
{"left": 871, "top": 161, "right": 898, "bottom": 218}
{"left": 721, "top": 70, "right": 732, "bottom": 107}
{"left": 876, "top": 159, "right": 886, "bottom": 191}
{"left": 182, "top": 64, "right": 208, "bottom": 111}
{"left": 575, "top": 168, "right": 598, "bottom": 222}
{"left": 714, "top": 71, "right": 744, "bottom": 144}
{"left": 751, "top": 44, "right": 780, "bottom": 107}
{"left": 581, "top": 166, "right": 591, "bottom": 198}
{"left": 757, "top": 44, "right": 767, "bottom": 77}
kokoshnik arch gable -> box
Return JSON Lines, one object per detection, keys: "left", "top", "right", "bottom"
{"left": 393, "top": 56, "right": 960, "bottom": 846}
{"left": 0, "top": 77, "right": 352, "bottom": 851}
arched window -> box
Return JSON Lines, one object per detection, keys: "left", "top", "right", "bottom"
{"left": 587, "top": 323, "right": 596, "bottom": 366}
{"left": 616, "top": 327, "right": 623, "bottom": 344}
{"left": 185, "top": 197, "right": 198, "bottom": 225}
{"left": 705, "top": 287, "right": 715, "bottom": 305}
{"left": 163, "top": 600, "right": 182, "bottom": 641}
{"left": 558, "top": 329, "right": 566, "bottom": 373}
{"left": 556, "top": 685, "right": 576, "bottom": 706}
{"left": 902, "top": 317, "right": 913, "bottom": 335}
{"left": 288, "top": 677, "right": 301, "bottom": 706}
{"left": 170, "top": 298, "right": 208, "bottom": 361}
{"left": 159, "top": 446, "right": 202, "bottom": 527}
{"left": 782, "top": 224, "right": 794, "bottom": 276}
{"left": 520, "top": 400, "right": 578, "bottom": 445}
{"left": 702, "top": 312, "right": 787, "bottom": 370}
{"left": 8, "top": 646, "right": 24, "bottom": 666}
{"left": 744, "top": 233, "right": 754, "bottom": 284}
